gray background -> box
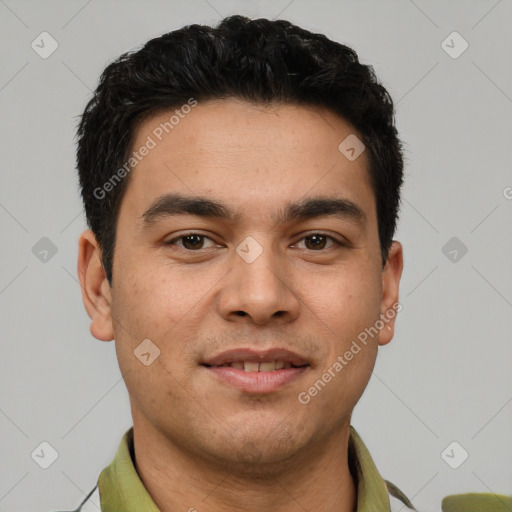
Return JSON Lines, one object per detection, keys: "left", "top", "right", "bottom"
{"left": 1, "top": 1, "right": 511, "bottom": 511}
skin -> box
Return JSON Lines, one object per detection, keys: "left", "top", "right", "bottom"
{"left": 78, "top": 98, "right": 403, "bottom": 512}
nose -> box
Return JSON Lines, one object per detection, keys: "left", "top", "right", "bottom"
{"left": 216, "top": 240, "right": 301, "bottom": 326}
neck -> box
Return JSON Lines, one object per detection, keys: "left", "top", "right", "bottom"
{"left": 132, "top": 414, "right": 357, "bottom": 512}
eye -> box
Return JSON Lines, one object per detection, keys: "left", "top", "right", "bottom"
{"left": 164, "top": 231, "right": 347, "bottom": 252}
{"left": 294, "top": 232, "right": 346, "bottom": 251}
{"left": 164, "top": 233, "right": 218, "bottom": 251}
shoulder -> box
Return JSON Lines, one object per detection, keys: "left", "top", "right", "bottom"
{"left": 442, "top": 493, "right": 512, "bottom": 511}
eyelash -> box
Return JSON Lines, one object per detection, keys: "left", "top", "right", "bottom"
{"left": 164, "top": 231, "right": 347, "bottom": 251}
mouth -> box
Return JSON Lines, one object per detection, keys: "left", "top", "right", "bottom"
{"left": 203, "top": 360, "right": 307, "bottom": 371}
{"left": 200, "top": 348, "right": 310, "bottom": 393}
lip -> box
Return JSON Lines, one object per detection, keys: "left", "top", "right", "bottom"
{"left": 201, "top": 347, "right": 310, "bottom": 394}
{"left": 201, "top": 347, "right": 309, "bottom": 367}
{"left": 203, "top": 365, "right": 309, "bottom": 393}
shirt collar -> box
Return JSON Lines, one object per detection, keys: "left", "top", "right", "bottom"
{"left": 348, "top": 426, "right": 393, "bottom": 511}
{"left": 98, "top": 425, "right": 392, "bottom": 511}
{"left": 98, "top": 427, "right": 160, "bottom": 512}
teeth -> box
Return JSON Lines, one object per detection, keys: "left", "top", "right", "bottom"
{"left": 244, "top": 362, "right": 259, "bottom": 372}
{"left": 211, "top": 360, "right": 302, "bottom": 371}
{"left": 234, "top": 361, "right": 296, "bottom": 372}
{"left": 259, "top": 361, "right": 276, "bottom": 372}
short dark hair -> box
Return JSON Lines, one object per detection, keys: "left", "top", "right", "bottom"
{"left": 76, "top": 15, "right": 405, "bottom": 286}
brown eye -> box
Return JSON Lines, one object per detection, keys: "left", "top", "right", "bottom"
{"left": 295, "top": 233, "right": 344, "bottom": 251}
{"left": 165, "top": 233, "right": 216, "bottom": 250}
{"left": 304, "top": 234, "right": 328, "bottom": 250}
{"left": 180, "top": 234, "right": 205, "bottom": 250}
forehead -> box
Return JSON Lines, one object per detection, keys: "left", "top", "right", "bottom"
{"left": 120, "top": 98, "right": 375, "bottom": 226}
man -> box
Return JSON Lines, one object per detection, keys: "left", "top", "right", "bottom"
{"left": 70, "top": 14, "right": 509, "bottom": 512}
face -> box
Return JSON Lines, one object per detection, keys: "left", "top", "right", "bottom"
{"left": 79, "top": 98, "right": 403, "bottom": 471}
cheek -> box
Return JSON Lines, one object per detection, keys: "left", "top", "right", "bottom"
{"left": 307, "top": 265, "right": 382, "bottom": 340}
{"left": 110, "top": 269, "right": 188, "bottom": 424}
{"left": 114, "top": 265, "right": 193, "bottom": 336}
{"left": 111, "top": 263, "right": 213, "bottom": 380}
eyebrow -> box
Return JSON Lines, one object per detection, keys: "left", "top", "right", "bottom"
{"left": 140, "top": 193, "right": 367, "bottom": 229}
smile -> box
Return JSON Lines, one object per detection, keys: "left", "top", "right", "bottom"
{"left": 201, "top": 363, "right": 309, "bottom": 393}
{"left": 206, "top": 360, "right": 306, "bottom": 371}
{"left": 201, "top": 347, "right": 311, "bottom": 393}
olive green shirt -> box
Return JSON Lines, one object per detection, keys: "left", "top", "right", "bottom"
{"left": 63, "top": 426, "right": 511, "bottom": 512}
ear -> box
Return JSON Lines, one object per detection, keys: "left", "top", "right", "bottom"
{"left": 378, "top": 240, "right": 403, "bottom": 346}
{"left": 77, "top": 229, "right": 114, "bottom": 342}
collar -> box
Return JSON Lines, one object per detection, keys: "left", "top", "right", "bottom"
{"left": 97, "top": 425, "right": 401, "bottom": 511}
